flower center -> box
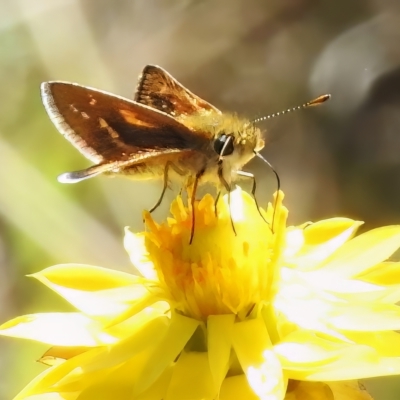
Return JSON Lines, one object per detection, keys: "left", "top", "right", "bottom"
{"left": 144, "top": 189, "right": 287, "bottom": 321}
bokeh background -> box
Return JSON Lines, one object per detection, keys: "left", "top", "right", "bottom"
{"left": 1, "top": 0, "right": 400, "bottom": 398}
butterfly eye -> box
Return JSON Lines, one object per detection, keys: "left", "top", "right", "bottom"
{"left": 213, "top": 134, "right": 234, "bottom": 157}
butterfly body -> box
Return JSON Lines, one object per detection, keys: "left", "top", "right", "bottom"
{"left": 101, "top": 112, "right": 263, "bottom": 189}
{"left": 41, "top": 65, "right": 264, "bottom": 189}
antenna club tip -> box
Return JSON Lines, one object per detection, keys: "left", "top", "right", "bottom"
{"left": 308, "top": 94, "right": 331, "bottom": 106}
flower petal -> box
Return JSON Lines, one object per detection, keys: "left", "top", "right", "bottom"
{"left": 320, "top": 226, "right": 400, "bottom": 278}
{"left": 76, "top": 315, "right": 169, "bottom": 373}
{"left": 357, "top": 262, "right": 400, "bottom": 303}
{"left": 136, "top": 366, "right": 172, "bottom": 400}
{"left": 166, "top": 351, "right": 215, "bottom": 400}
{"left": 208, "top": 315, "right": 235, "bottom": 390}
{"left": 17, "top": 347, "right": 105, "bottom": 397}
{"left": 232, "top": 318, "right": 285, "bottom": 400}
{"left": 285, "top": 219, "right": 362, "bottom": 271}
{"left": 0, "top": 313, "right": 116, "bottom": 346}
{"left": 343, "top": 331, "right": 400, "bottom": 357}
{"left": 275, "top": 331, "right": 400, "bottom": 380}
{"left": 358, "top": 261, "right": 400, "bottom": 284}
{"left": 73, "top": 359, "right": 139, "bottom": 400}
{"left": 302, "top": 219, "right": 360, "bottom": 246}
{"left": 32, "top": 264, "right": 154, "bottom": 319}
{"left": 274, "top": 331, "right": 343, "bottom": 366}
{"left": 124, "top": 229, "right": 157, "bottom": 280}
{"left": 328, "top": 303, "right": 400, "bottom": 331}
{"left": 32, "top": 264, "right": 138, "bottom": 290}
{"left": 40, "top": 346, "right": 91, "bottom": 365}
{"left": 220, "top": 375, "right": 260, "bottom": 400}
{"left": 19, "top": 392, "right": 77, "bottom": 399}
{"left": 14, "top": 365, "right": 74, "bottom": 400}
{"left": 135, "top": 312, "right": 199, "bottom": 395}
{"left": 304, "top": 356, "right": 400, "bottom": 381}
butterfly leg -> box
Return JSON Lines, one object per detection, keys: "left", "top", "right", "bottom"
{"left": 237, "top": 169, "right": 283, "bottom": 232}
{"left": 149, "top": 161, "right": 185, "bottom": 213}
{"left": 236, "top": 170, "right": 269, "bottom": 225}
{"left": 189, "top": 169, "right": 205, "bottom": 244}
{"left": 217, "top": 161, "right": 236, "bottom": 236}
{"left": 214, "top": 191, "right": 221, "bottom": 217}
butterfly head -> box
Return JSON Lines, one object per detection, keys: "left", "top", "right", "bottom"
{"left": 212, "top": 115, "right": 264, "bottom": 170}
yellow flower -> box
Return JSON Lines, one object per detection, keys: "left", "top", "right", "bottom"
{"left": 2, "top": 188, "right": 400, "bottom": 400}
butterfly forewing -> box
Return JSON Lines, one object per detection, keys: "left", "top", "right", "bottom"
{"left": 41, "top": 82, "right": 209, "bottom": 167}
{"left": 135, "top": 65, "right": 222, "bottom": 122}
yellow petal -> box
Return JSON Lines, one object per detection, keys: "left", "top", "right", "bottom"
{"left": 278, "top": 334, "right": 400, "bottom": 380}
{"left": 32, "top": 264, "right": 153, "bottom": 319}
{"left": 136, "top": 367, "right": 173, "bottom": 400}
{"left": 358, "top": 261, "right": 400, "bottom": 284}
{"left": 232, "top": 318, "right": 285, "bottom": 400}
{"left": 124, "top": 229, "right": 158, "bottom": 280}
{"left": 328, "top": 303, "right": 400, "bottom": 331}
{"left": 76, "top": 384, "right": 131, "bottom": 400}
{"left": 13, "top": 365, "right": 70, "bottom": 400}
{"left": 304, "top": 219, "right": 360, "bottom": 245}
{"left": 166, "top": 351, "right": 215, "bottom": 400}
{"left": 39, "top": 346, "right": 91, "bottom": 365}
{"left": 343, "top": 331, "right": 400, "bottom": 357}
{"left": 32, "top": 264, "right": 138, "bottom": 290}
{"left": 284, "top": 354, "right": 377, "bottom": 381}
{"left": 285, "top": 219, "right": 362, "bottom": 271}
{"left": 358, "top": 262, "right": 400, "bottom": 303}
{"left": 274, "top": 331, "right": 344, "bottom": 366}
{"left": 34, "top": 319, "right": 169, "bottom": 395}
{"left": 104, "top": 292, "right": 164, "bottom": 328}
{"left": 220, "top": 375, "right": 261, "bottom": 400}
{"left": 55, "top": 348, "right": 148, "bottom": 394}
{"left": 17, "top": 347, "right": 104, "bottom": 397}
{"left": 0, "top": 313, "right": 116, "bottom": 346}
{"left": 72, "top": 360, "right": 137, "bottom": 400}
{"left": 273, "top": 268, "right": 340, "bottom": 337}
{"left": 273, "top": 330, "right": 400, "bottom": 380}
{"left": 357, "top": 262, "right": 400, "bottom": 302}
{"left": 207, "top": 315, "right": 235, "bottom": 391}
{"left": 135, "top": 312, "right": 199, "bottom": 395}
{"left": 105, "top": 302, "right": 170, "bottom": 339}
{"left": 19, "top": 393, "right": 77, "bottom": 399}
{"left": 308, "top": 277, "right": 391, "bottom": 304}
{"left": 76, "top": 315, "right": 169, "bottom": 373}
{"left": 320, "top": 226, "right": 400, "bottom": 278}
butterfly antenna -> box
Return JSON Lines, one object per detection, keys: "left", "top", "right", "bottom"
{"left": 252, "top": 94, "right": 331, "bottom": 124}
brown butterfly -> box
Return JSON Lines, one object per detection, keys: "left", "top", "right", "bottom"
{"left": 41, "top": 65, "right": 329, "bottom": 241}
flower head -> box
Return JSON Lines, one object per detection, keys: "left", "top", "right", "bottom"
{"left": 2, "top": 188, "right": 400, "bottom": 400}
{"left": 134, "top": 191, "right": 285, "bottom": 321}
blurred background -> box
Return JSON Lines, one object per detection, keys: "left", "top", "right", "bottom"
{"left": 1, "top": 0, "right": 400, "bottom": 398}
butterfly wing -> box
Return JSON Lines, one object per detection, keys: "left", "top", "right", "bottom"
{"left": 41, "top": 81, "right": 208, "bottom": 182}
{"left": 41, "top": 81, "right": 208, "bottom": 165}
{"left": 134, "top": 65, "right": 222, "bottom": 122}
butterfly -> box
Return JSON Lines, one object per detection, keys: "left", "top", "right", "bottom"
{"left": 41, "top": 65, "right": 330, "bottom": 241}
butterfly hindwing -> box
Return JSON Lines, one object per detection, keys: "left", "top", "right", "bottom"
{"left": 134, "top": 65, "right": 222, "bottom": 120}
